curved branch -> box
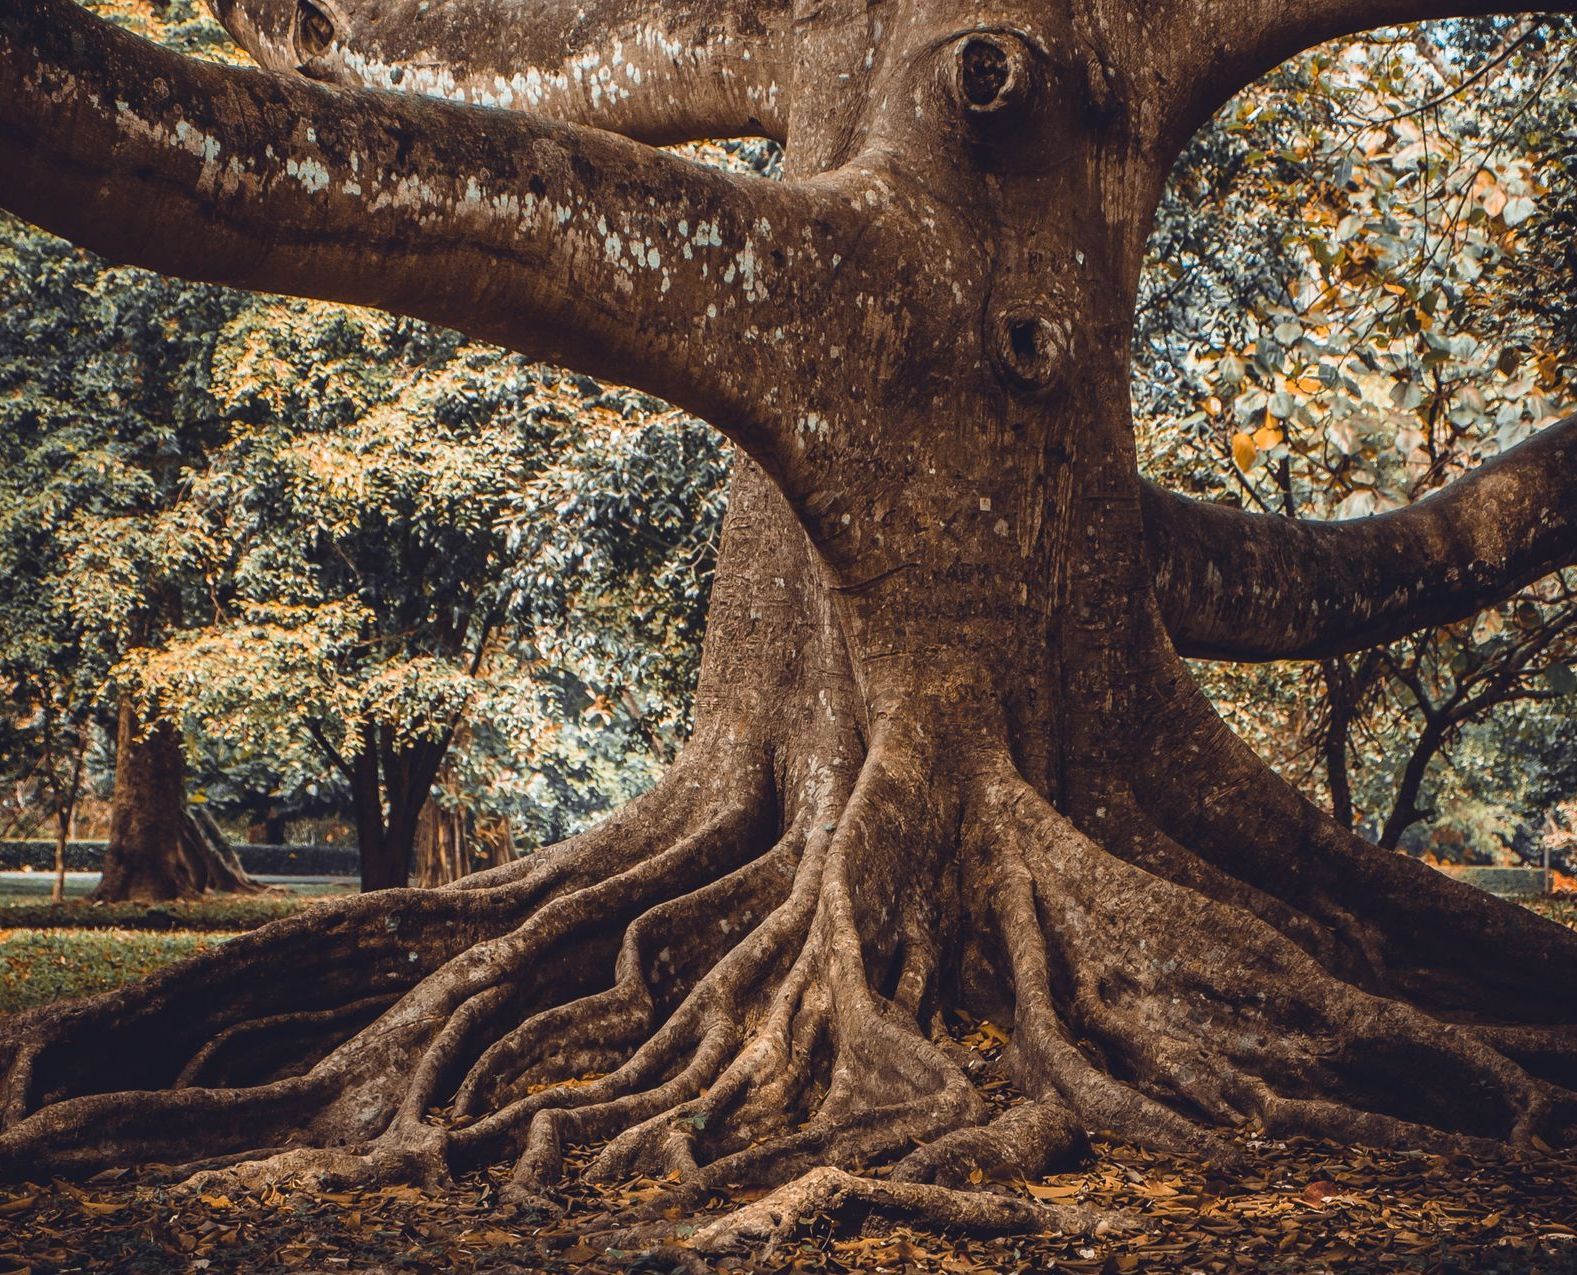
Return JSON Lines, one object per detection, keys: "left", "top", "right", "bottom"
{"left": 1152, "top": 0, "right": 1577, "bottom": 147}
{"left": 1145, "top": 414, "right": 1577, "bottom": 661}
{"left": 0, "top": 0, "right": 843, "bottom": 462}
{"left": 211, "top": 0, "right": 793, "bottom": 143}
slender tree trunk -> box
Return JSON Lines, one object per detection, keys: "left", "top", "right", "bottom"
{"left": 349, "top": 728, "right": 451, "bottom": 891}
{"left": 1379, "top": 724, "right": 1444, "bottom": 850}
{"left": 1320, "top": 657, "right": 1356, "bottom": 829}
{"left": 350, "top": 735, "right": 404, "bottom": 892}
{"left": 50, "top": 808, "right": 68, "bottom": 905}
{"left": 58, "top": 740, "right": 84, "bottom": 904}
{"left": 380, "top": 786, "right": 426, "bottom": 890}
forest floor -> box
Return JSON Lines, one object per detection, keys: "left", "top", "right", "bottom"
{"left": 0, "top": 896, "right": 1572, "bottom": 1273}
{"left": 0, "top": 1120, "right": 1573, "bottom": 1272}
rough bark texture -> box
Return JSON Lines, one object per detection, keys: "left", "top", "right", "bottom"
{"left": 1146, "top": 415, "right": 1577, "bottom": 661}
{"left": 3, "top": 0, "right": 1577, "bottom": 1251}
{"left": 92, "top": 700, "right": 264, "bottom": 903}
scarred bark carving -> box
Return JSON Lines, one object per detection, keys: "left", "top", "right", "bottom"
{"left": 2, "top": 0, "right": 1576, "bottom": 1252}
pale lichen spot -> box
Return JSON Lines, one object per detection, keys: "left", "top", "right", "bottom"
{"left": 285, "top": 156, "right": 331, "bottom": 194}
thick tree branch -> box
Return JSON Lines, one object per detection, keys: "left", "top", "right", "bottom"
{"left": 211, "top": 0, "right": 793, "bottom": 144}
{"left": 1153, "top": 0, "right": 1577, "bottom": 146}
{"left": 0, "top": 0, "right": 848, "bottom": 463}
{"left": 1145, "top": 414, "right": 1577, "bottom": 661}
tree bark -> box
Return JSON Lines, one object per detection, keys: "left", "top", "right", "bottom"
{"left": 93, "top": 699, "right": 265, "bottom": 902}
{"left": 2, "top": 0, "right": 1577, "bottom": 1249}
{"left": 350, "top": 732, "right": 404, "bottom": 893}
{"left": 413, "top": 802, "right": 468, "bottom": 888}
{"left": 1320, "top": 658, "right": 1356, "bottom": 830}
{"left": 50, "top": 808, "right": 68, "bottom": 906}
{"left": 346, "top": 728, "right": 451, "bottom": 892}
{"left": 1378, "top": 723, "right": 1446, "bottom": 851}
{"left": 1146, "top": 415, "right": 1577, "bottom": 662}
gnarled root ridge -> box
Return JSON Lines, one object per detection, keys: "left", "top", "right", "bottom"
{"left": 1, "top": 728, "right": 1574, "bottom": 1251}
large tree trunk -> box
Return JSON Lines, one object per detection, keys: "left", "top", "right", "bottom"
{"left": 348, "top": 729, "right": 448, "bottom": 892}
{"left": 412, "top": 802, "right": 469, "bottom": 888}
{"left": 350, "top": 737, "right": 406, "bottom": 893}
{"left": 3, "top": 0, "right": 1577, "bottom": 1251}
{"left": 91, "top": 699, "right": 263, "bottom": 903}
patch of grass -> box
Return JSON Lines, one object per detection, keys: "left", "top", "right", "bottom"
{"left": 0, "top": 928, "right": 240, "bottom": 1014}
{"left": 1526, "top": 893, "right": 1577, "bottom": 930}
{"left": 0, "top": 894, "right": 319, "bottom": 932}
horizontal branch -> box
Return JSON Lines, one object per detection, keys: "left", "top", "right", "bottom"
{"left": 213, "top": 0, "right": 793, "bottom": 143}
{"left": 1145, "top": 414, "right": 1577, "bottom": 661}
{"left": 0, "top": 0, "right": 846, "bottom": 461}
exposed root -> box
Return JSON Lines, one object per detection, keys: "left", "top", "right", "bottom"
{"left": 689, "top": 1165, "right": 1120, "bottom": 1255}
{"left": 890, "top": 1101, "right": 1086, "bottom": 1186}
{"left": 976, "top": 757, "right": 1575, "bottom": 1154}
{"left": 1133, "top": 635, "right": 1577, "bottom": 1023}
{"left": 1, "top": 709, "right": 1573, "bottom": 1249}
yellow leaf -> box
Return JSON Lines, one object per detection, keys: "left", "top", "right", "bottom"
{"left": 969, "top": 1167, "right": 985, "bottom": 1185}
{"left": 1252, "top": 425, "right": 1283, "bottom": 452}
{"left": 1231, "top": 431, "right": 1257, "bottom": 470}
{"left": 77, "top": 1199, "right": 126, "bottom": 1215}
{"left": 1294, "top": 376, "right": 1323, "bottom": 395}
{"left": 198, "top": 1192, "right": 235, "bottom": 1210}
{"left": 1023, "top": 1180, "right": 1083, "bottom": 1200}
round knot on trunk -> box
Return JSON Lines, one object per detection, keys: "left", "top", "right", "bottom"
{"left": 991, "top": 307, "right": 1069, "bottom": 391}
{"left": 295, "top": 0, "right": 338, "bottom": 60}
{"left": 946, "top": 32, "right": 1033, "bottom": 121}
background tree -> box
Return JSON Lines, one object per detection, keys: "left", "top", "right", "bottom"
{"left": 1136, "top": 16, "right": 1577, "bottom": 849}
{"left": 3, "top": 0, "right": 1577, "bottom": 1251}
{"left": 0, "top": 188, "right": 265, "bottom": 901}
{"left": 129, "top": 300, "right": 728, "bottom": 888}
{"left": 0, "top": 3, "right": 736, "bottom": 894}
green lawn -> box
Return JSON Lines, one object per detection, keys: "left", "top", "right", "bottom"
{"left": 0, "top": 878, "right": 354, "bottom": 930}
{"left": 0, "top": 884, "right": 349, "bottom": 1014}
{"left": 0, "top": 928, "right": 238, "bottom": 1013}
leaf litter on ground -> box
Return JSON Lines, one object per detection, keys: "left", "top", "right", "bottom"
{"left": 1, "top": 1129, "right": 1574, "bottom": 1274}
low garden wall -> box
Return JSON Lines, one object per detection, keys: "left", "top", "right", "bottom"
{"left": 1431, "top": 864, "right": 1551, "bottom": 898}
{"left": 0, "top": 839, "right": 358, "bottom": 876}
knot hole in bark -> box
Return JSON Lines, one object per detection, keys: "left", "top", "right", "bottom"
{"left": 992, "top": 308, "right": 1067, "bottom": 392}
{"left": 296, "top": 0, "right": 336, "bottom": 58}
{"left": 948, "top": 33, "right": 1032, "bottom": 120}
